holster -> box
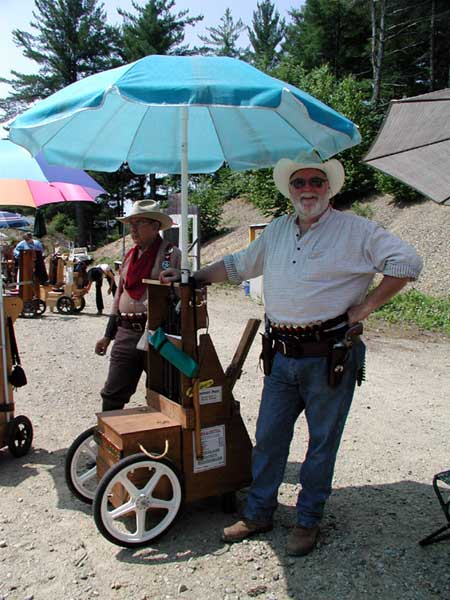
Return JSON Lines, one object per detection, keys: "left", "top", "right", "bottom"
{"left": 327, "top": 341, "right": 349, "bottom": 387}
{"left": 260, "top": 332, "right": 275, "bottom": 376}
{"left": 327, "top": 322, "right": 364, "bottom": 388}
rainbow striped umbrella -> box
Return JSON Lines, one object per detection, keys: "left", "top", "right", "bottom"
{"left": 0, "top": 139, "right": 106, "bottom": 208}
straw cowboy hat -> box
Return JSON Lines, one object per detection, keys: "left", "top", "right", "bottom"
{"left": 273, "top": 157, "right": 345, "bottom": 200}
{"left": 117, "top": 200, "right": 173, "bottom": 231}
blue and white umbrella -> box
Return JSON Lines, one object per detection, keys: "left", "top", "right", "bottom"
{"left": 0, "top": 210, "right": 31, "bottom": 229}
{"left": 8, "top": 54, "right": 361, "bottom": 271}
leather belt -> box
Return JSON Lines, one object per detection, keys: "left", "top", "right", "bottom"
{"left": 118, "top": 319, "right": 146, "bottom": 333}
{"left": 274, "top": 339, "right": 330, "bottom": 358}
{"left": 271, "top": 312, "right": 348, "bottom": 337}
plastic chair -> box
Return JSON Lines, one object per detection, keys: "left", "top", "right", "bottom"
{"left": 419, "top": 470, "right": 450, "bottom": 546}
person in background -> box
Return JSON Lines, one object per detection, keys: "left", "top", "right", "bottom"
{"left": 95, "top": 200, "right": 180, "bottom": 411}
{"left": 160, "top": 156, "right": 422, "bottom": 557}
{"left": 73, "top": 255, "right": 92, "bottom": 289}
{"left": 86, "top": 263, "right": 117, "bottom": 316}
{"left": 14, "top": 232, "right": 47, "bottom": 284}
{"left": 13, "top": 232, "right": 44, "bottom": 262}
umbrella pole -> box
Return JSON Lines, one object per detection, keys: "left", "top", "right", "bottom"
{"left": 180, "top": 106, "right": 189, "bottom": 283}
{"left": 0, "top": 264, "right": 11, "bottom": 420}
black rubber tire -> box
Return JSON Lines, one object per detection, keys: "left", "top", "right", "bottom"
{"left": 34, "top": 299, "right": 46, "bottom": 316}
{"left": 93, "top": 453, "right": 183, "bottom": 548}
{"left": 21, "top": 300, "right": 37, "bottom": 318}
{"left": 64, "top": 426, "right": 98, "bottom": 504}
{"left": 7, "top": 415, "right": 33, "bottom": 457}
{"left": 56, "top": 295, "right": 74, "bottom": 314}
{"left": 72, "top": 296, "right": 86, "bottom": 314}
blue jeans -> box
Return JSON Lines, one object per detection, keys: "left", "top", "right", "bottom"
{"left": 244, "top": 341, "right": 365, "bottom": 528}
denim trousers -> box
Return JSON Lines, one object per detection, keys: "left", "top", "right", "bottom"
{"left": 244, "top": 341, "right": 365, "bottom": 528}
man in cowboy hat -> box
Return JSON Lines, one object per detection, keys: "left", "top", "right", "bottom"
{"left": 160, "top": 157, "right": 422, "bottom": 556}
{"left": 95, "top": 200, "right": 181, "bottom": 411}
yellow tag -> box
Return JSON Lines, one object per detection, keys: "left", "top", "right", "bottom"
{"left": 186, "top": 378, "right": 215, "bottom": 397}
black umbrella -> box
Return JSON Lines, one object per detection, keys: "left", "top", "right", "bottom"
{"left": 363, "top": 88, "right": 450, "bottom": 206}
{"left": 33, "top": 209, "right": 47, "bottom": 238}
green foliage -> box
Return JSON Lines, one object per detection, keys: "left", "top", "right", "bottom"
{"left": 350, "top": 201, "right": 374, "bottom": 219}
{"left": 246, "top": 168, "right": 289, "bottom": 218}
{"left": 374, "top": 289, "right": 450, "bottom": 336}
{"left": 47, "top": 213, "right": 77, "bottom": 240}
{"left": 0, "top": 0, "right": 121, "bottom": 121}
{"left": 374, "top": 171, "right": 423, "bottom": 203}
{"left": 283, "top": 0, "right": 371, "bottom": 79}
{"left": 247, "top": 0, "right": 286, "bottom": 70}
{"left": 198, "top": 8, "right": 246, "bottom": 57}
{"left": 118, "top": 0, "right": 203, "bottom": 61}
{"left": 189, "top": 184, "right": 223, "bottom": 241}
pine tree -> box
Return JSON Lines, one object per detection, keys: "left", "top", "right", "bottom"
{"left": 118, "top": 0, "right": 203, "bottom": 61}
{"left": 0, "top": 0, "right": 120, "bottom": 121}
{"left": 283, "top": 0, "right": 371, "bottom": 79}
{"left": 248, "top": 0, "right": 286, "bottom": 71}
{"left": 198, "top": 8, "right": 247, "bottom": 58}
{"left": 0, "top": 0, "right": 121, "bottom": 246}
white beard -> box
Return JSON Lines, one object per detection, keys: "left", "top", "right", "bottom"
{"left": 293, "top": 190, "right": 332, "bottom": 220}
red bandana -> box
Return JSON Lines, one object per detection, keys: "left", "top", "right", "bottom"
{"left": 124, "top": 237, "right": 162, "bottom": 300}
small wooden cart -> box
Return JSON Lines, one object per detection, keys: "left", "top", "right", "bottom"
{"left": 0, "top": 294, "right": 33, "bottom": 457}
{"left": 66, "top": 279, "right": 260, "bottom": 547}
{"left": 41, "top": 254, "right": 87, "bottom": 315}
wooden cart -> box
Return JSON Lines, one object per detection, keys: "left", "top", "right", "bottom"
{"left": 66, "top": 279, "right": 260, "bottom": 547}
{"left": 41, "top": 254, "right": 87, "bottom": 315}
{"left": 0, "top": 294, "right": 33, "bottom": 457}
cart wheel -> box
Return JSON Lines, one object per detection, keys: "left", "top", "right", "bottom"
{"left": 56, "top": 295, "right": 74, "bottom": 314}
{"left": 72, "top": 296, "right": 86, "bottom": 314}
{"left": 93, "top": 454, "right": 183, "bottom": 548}
{"left": 33, "top": 299, "right": 46, "bottom": 316}
{"left": 7, "top": 415, "right": 33, "bottom": 457}
{"left": 65, "top": 426, "right": 98, "bottom": 504}
{"left": 21, "top": 300, "right": 37, "bottom": 319}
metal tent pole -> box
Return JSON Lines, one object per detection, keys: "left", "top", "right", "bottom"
{"left": 180, "top": 106, "right": 189, "bottom": 283}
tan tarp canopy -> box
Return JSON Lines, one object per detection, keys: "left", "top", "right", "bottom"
{"left": 363, "top": 89, "right": 450, "bottom": 206}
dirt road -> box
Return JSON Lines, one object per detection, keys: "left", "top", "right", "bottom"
{"left": 0, "top": 285, "right": 449, "bottom": 600}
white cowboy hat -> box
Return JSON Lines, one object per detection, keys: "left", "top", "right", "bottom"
{"left": 273, "top": 157, "right": 345, "bottom": 200}
{"left": 117, "top": 200, "right": 173, "bottom": 231}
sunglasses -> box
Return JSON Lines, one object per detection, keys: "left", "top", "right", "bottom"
{"left": 289, "top": 177, "right": 327, "bottom": 190}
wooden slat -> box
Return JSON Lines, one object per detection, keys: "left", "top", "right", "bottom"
{"left": 225, "top": 318, "right": 261, "bottom": 391}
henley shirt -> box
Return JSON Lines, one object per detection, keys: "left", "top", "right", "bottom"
{"left": 223, "top": 207, "right": 422, "bottom": 325}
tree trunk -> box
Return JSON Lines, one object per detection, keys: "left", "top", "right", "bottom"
{"left": 75, "top": 203, "right": 87, "bottom": 246}
{"left": 371, "top": 0, "right": 386, "bottom": 107}
{"left": 429, "top": 0, "right": 436, "bottom": 91}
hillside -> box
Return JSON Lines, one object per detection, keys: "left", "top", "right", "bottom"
{"left": 94, "top": 195, "right": 450, "bottom": 298}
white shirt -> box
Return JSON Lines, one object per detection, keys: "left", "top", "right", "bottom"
{"left": 223, "top": 207, "right": 422, "bottom": 325}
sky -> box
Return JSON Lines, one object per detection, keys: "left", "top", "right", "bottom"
{"left": 0, "top": 0, "right": 299, "bottom": 98}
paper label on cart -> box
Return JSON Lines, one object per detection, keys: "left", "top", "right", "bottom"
{"left": 192, "top": 425, "right": 226, "bottom": 473}
{"left": 199, "top": 385, "right": 222, "bottom": 405}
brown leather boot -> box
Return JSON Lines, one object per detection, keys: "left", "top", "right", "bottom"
{"left": 222, "top": 519, "right": 273, "bottom": 543}
{"left": 286, "top": 525, "right": 319, "bottom": 556}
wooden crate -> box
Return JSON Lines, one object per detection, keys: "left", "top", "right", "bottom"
{"left": 96, "top": 407, "right": 182, "bottom": 506}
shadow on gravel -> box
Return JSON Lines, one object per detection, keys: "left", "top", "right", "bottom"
{"left": 0, "top": 447, "right": 62, "bottom": 487}
{"left": 119, "top": 478, "right": 449, "bottom": 599}
{"left": 89, "top": 475, "right": 449, "bottom": 598}
{"left": 0, "top": 445, "right": 93, "bottom": 515}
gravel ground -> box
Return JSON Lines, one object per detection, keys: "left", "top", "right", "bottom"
{"left": 0, "top": 284, "right": 449, "bottom": 600}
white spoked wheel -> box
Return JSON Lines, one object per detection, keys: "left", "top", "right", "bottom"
{"left": 64, "top": 426, "right": 99, "bottom": 504}
{"left": 93, "top": 454, "right": 183, "bottom": 548}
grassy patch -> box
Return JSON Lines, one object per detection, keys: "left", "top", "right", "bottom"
{"left": 373, "top": 289, "right": 450, "bottom": 335}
